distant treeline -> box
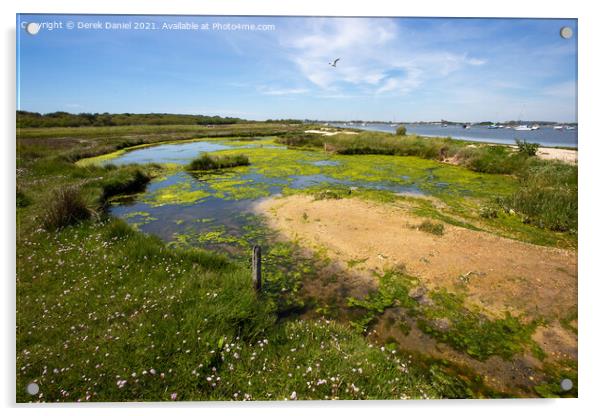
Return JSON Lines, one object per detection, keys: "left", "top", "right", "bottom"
{"left": 16, "top": 111, "right": 247, "bottom": 128}
{"left": 264, "top": 118, "right": 304, "bottom": 124}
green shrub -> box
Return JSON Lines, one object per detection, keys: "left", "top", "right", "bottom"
{"left": 312, "top": 188, "right": 350, "bottom": 200}
{"left": 462, "top": 146, "right": 529, "bottom": 174}
{"left": 417, "top": 220, "right": 445, "bottom": 235}
{"left": 275, "top": 132, "right": 325, "bottom": 147}
{"left": 41, "top": 186, "right": 93, "bottom": 230}
{"left": 478, "top": 205, "right": 499, "bottom": 219}
{"left": 515, "top": 139, "right": 540, "bottom": 157}
{"left": 187, "top": 153, "right": 250, "bottom": 171}
{"left": 395, "top": 124, "right": 407, "bottom": 136}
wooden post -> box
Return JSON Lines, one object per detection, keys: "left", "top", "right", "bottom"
{"left": 252, "top": 245, "right": 262, "bottom": 292}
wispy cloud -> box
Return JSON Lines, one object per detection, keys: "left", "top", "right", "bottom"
{"left": 258, "top": 86, "right": 309, "bottom": 96}
{"left": 279, "top": 18, "right": 486, "bottom": 96}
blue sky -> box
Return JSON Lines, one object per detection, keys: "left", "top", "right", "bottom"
{"left": 17, "top": 15, "right": 577, "bottom": 122}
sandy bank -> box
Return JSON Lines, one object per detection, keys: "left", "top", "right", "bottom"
{"left": 255, "top": 194, "right": 577, "bottom": 320}
{"left": 304, "top": 129, "right": 359, "bottom": 136}
{"left": 535, "top": 147, "right": 577, "bottom": 163}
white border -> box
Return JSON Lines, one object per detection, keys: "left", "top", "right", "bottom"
{"left": 3, "top": 1, "right": 601, "bottom": 415}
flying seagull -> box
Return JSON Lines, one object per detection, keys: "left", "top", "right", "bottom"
{"left": 329, "top": 58, "right": 340, "bottom": 67}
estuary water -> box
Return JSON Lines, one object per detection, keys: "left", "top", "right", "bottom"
{"left": 332, "top": 123, "right": 578, "bottom": 148}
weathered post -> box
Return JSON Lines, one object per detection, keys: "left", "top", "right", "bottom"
{"left": 252, "top": 245, "right": 262, "bottom": 292}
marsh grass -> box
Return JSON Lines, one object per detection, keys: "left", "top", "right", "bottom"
{"left": 41, "top": 186, "right": 95, "bottom": 230}
{"left": 502, "top": 161, "right": 577, "bottom": 232}
{"left": 187, "top": 154, "right": 250, "bottom": 171}
{"left": 96, "top": 167, "right": 151, "bottom": 202}
{"left": 275, "top": 132, "right": 326, "bottom": 148}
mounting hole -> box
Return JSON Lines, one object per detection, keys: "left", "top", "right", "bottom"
{"left": 25, "top": 22, "right": 41, "bottom": 35}
{"left": 560, "top": 378, "right": 573, "bottom": 391}
{"left": 560, "top": 26, "right": 573, "bottom": 39}
{"left": 26, "top": 382, "right": 40, "bottom": 395}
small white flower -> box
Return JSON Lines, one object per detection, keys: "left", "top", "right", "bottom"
{"left": 290, "top": 391, "right": 297, "bottom": 400}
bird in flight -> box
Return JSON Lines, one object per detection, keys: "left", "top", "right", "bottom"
{"left": 329, "top": 58, "right": 340, "bottom": 67}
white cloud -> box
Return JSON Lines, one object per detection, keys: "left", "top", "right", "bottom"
{"left": 279, "top": 18, "right": 486, "bottom": 96}
{"left": 258, "top": 86, "right": 309, "bottom": 96}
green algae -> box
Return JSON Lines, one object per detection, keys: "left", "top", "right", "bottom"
{"left": 347, "top": 269, "right": 542, "bottom": 361}
{"left": 204, "top": 146, "right": 517, "bottom": 200}
{"left": 121, "top": 211, "right": 158, "bottom": 229}
{"left": 75, "top": 148, "right": 127, "bottom": 167}
{"left": 144, "top": 182, "right": 211, "bottom": 207}
{"left": 197, "top": 228, "right": 242, "bottom": 245}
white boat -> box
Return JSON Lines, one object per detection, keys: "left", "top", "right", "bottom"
{"left": 565, "top": 126, "right": 576, "bottom": 130}
{"left": 514, "top": 125, "right": 533, "bottom": 131}
{"left": 531, "top": 124, "right": 540, "bottom": 130}
{"left": 553, "top": 125, "right": 564, "bottom": 130}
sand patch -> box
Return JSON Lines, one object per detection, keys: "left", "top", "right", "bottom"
{"left": 304, "top": 129, "right": 359, "bottom": 136}
{"left": 256, "top": 195, "right": 576, "bottom": 319}
{"left": 536, "top": 147, "right": 577, "bottom": 164}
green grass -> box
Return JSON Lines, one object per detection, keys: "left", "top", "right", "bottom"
{"left": 16, "top": 187, "right": 32, "bottom": 208}
{"left": 186, "top": 154, "right": 250, "bottom": 171}
{"left": 17, "top": 216, "right": 496, "bottom": 401}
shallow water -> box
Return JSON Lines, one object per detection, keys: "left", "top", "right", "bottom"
{"left": 108, "top": 141, "right": 233, "bottom": 165}
{"left": 104, "top": 137, "right": 508, "bottom": 251}
{"left": 333, "top": 123, "right": 578, "bottom": 148}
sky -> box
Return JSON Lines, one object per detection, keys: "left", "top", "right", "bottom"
{"left": 16, "top": 15, "right": 577, "bottom": 122}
